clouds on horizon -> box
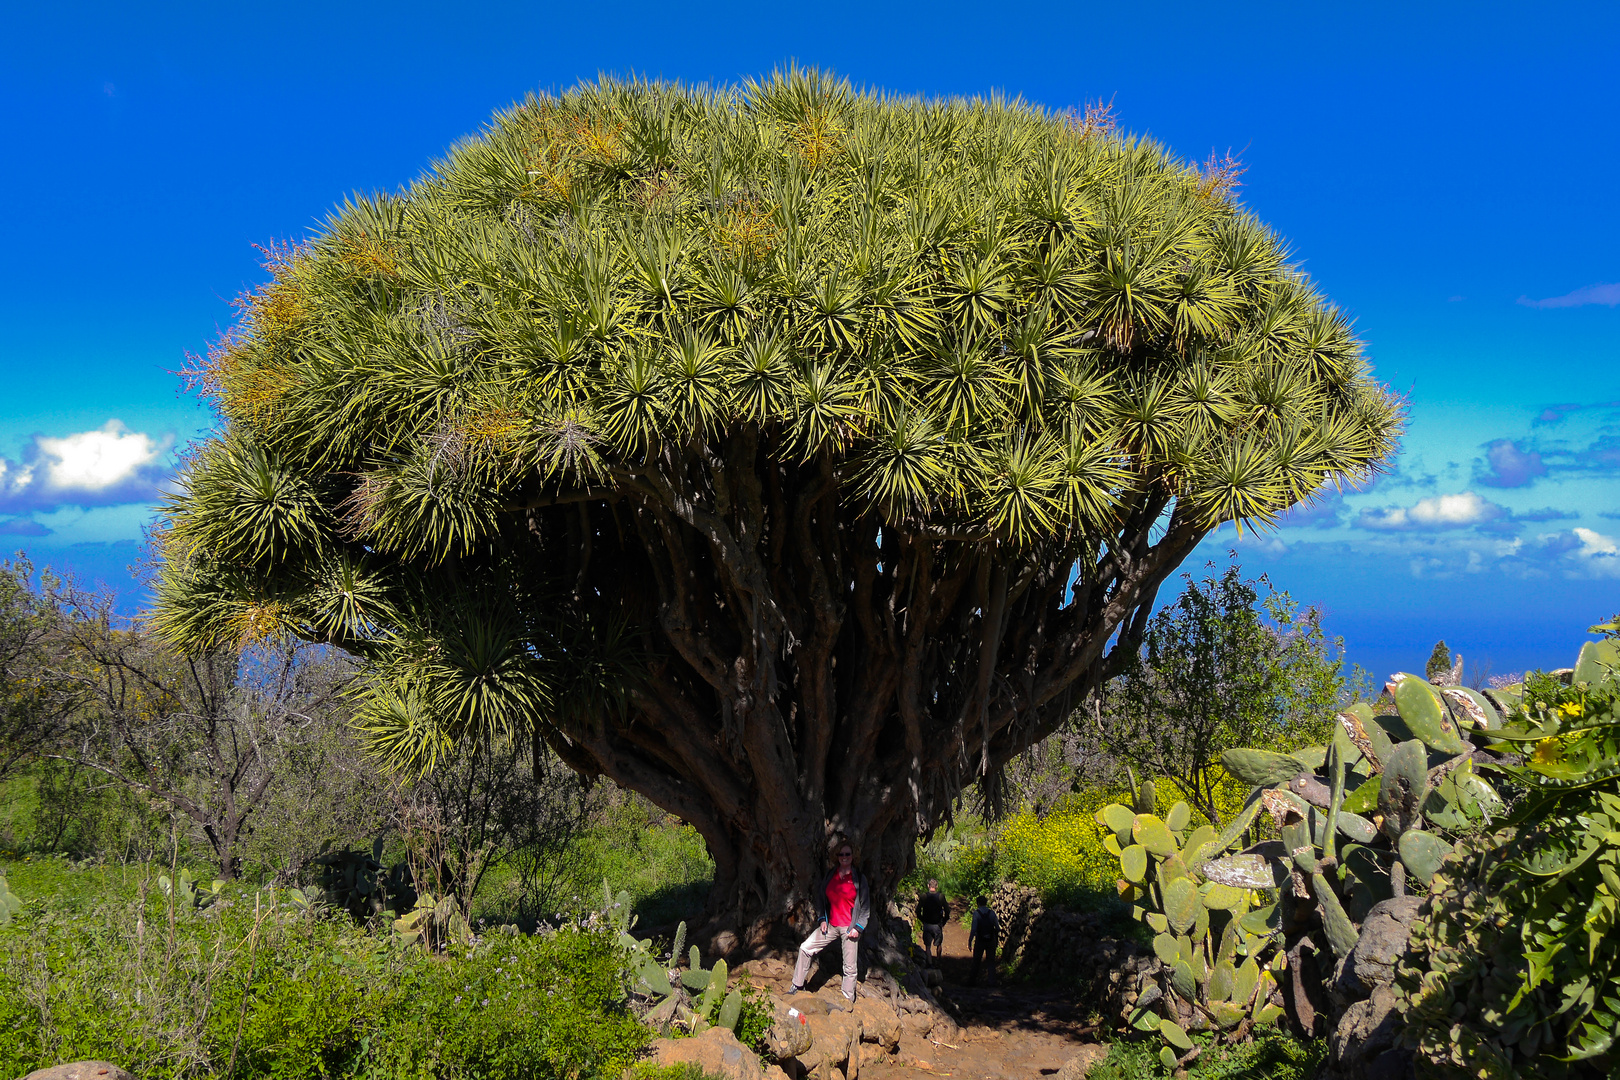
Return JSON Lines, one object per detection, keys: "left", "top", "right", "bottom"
{"left": 0, "top": 420, "right": 173, "bottom": 514}
{"left": 1518, "top": 283, "right": 1620, "bottom": 309}
{"left": 1355, "top": 491, "right": 1505, "bottom": 531}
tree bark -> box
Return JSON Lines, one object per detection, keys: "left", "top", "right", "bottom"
{"left": 530, "top": 433, "right": 1208, "bottom": 954}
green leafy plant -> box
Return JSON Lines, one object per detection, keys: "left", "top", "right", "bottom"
{"left": 392, "top": 889, "right": 473, "bottom": 950}
{"left": 158, "top": 868, "right": 227, "bottom": 912}
{"left": 604, "top": 882, "right": 744, "bottom": 1038}
{"left": 1396, "top": 624, "right": 1620, "bottom": 1077}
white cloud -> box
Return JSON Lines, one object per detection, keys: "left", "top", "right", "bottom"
{"left": 1355, "top": 491, "right": 1506, "bottom": 531}
{"left": 35, "top": 422, "right": 161, "bottom": 491}
{"left": 1518, "top": 283, "right": 1620, "bottom": 309}
{"left": 0, "top": 420, "right": 173, "bottom": 513}
{"left": 1571, "top": 527, "right": 1620, "bottom": 577}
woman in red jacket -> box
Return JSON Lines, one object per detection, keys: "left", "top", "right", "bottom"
{"left": 788, "top": 840, "right": 870, "bottom": 1000}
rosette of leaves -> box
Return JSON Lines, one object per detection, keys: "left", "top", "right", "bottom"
{"left": 1095, "top": 778, "right": 1287, "bottom": 1070}
{"left": 1396, "top": 622, "right": 1620, "bottom": 1077}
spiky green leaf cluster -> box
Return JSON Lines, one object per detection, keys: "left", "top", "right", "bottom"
{"left": 154, "top": 69, "right": 1399, "bottom": 769}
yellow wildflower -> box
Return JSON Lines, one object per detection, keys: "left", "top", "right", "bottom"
{"left": 1559, "top": 701, "right": 1584, "bottom": 718}
{"left": 1531, "top": 738, "right": 1564, "bottom": 766}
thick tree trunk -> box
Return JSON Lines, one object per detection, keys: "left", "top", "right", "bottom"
{"left": 538, "top": 435, "right": 1207, "bottom": 955}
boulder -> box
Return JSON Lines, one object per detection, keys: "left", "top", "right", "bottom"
{"left": 642, "top": 1027, "right": 765, "bottom": 1080}
{"left": 798, "top": 1006, "right": 862, "bottom": 1080}
{"left": 853, "top": 996, "right": 900, "bottom": 1050}
{"left": 1320, "top": 986, "right": 1414, "bottom": 1080}
{"left": 765, "top": 1003, "right": 816, "bottom": 1059}
{"left": 23, "top": 1065, "right": 137, "bottom": 1080}
{"left": 1054, "top": 1045, "right": 1110, "bottom": 1080}
{"left": 737, "top": 957, "right": 794, "bottom": 983}
{"left": 1333, "top": 896, "right": 1423, "bottom": 1002}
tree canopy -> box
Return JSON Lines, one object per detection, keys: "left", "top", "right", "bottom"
{"left": 154, "top": 69, "right": 1400, "bottom": 946}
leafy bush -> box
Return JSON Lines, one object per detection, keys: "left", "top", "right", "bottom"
{"left": 1089, "top": 1026, "right": 1325, "bottom": 1080}
{"left": 908, "top": 820, "right": 1000, "bottom": 905}
{"left": 1396, "top": 628, "right": 1620, "bottom": 1077}
{"left": 0, "top": 866, "right": 649, "bottom": 1080}
{"left": 625, "top": 1065, "right": 726, "bottom": 1080}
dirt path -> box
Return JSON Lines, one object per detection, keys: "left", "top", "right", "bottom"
{"left": 750, "top": 903, "right": 1109, "bottom": 1080}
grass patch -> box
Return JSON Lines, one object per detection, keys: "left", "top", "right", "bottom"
{"left": 1090, "top": 1029, "right": 1327, "bottom": 1080}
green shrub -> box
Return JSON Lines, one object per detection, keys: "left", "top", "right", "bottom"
{"left": 0, "top": 865, "right": 650, "bottom": 1080}
{"left": 625, "top": 1065, "right": 726, "bottom": 1080}
{"left": 1089, "top": 1027, "right": 1325, "bottom": 1079}
{"left": 997, "top": 772, "right": 1252, "bottom": 908}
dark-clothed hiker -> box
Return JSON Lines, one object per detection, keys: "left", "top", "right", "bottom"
{"left": 968, "top": 894, "right": 999, "bottom": 986}
{"left": 918, "top": 879, "right": 948, "bottom": 960}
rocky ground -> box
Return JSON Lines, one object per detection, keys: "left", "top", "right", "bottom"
{"left": 648, "top": 902, "right": 1112, "bottom": 1080}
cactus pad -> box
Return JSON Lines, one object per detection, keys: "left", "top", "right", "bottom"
{"left": 1164, "top": 876, "right": 1199, "bottom": 934}
{"left": 1395, "top": 677, "right": 1469, "bottom": 754}
{"left": 1133, "top": 814, "right": 1178, "bottom": 856}
{"left": 1220, "top": 748, "right": 1307, "bottom": 787}
{"left": 1397, "top": 829, "right": 1454, "bottom": 885}
{"left": 1379, "top": 738, "right": 1430, "bottom": 836}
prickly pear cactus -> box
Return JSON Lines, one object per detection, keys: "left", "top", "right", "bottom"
{"left": 0, "top": 872, "right": 20, "bottom": 925}
{"left": 1396, "top": 621, "right": 1620, "bottom": 1076}
{"left": 1096, "top": 779, "right": 1286, "bottom": 1069}
{"left": 613, "top": 906, "right": 743, "bottom": 1036}
{"left": 1100, "top": 657, "right": 1509, "bottom": 1060}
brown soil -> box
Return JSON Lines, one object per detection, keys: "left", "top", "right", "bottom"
{"left": 757, "top": 902, "right": 1110, "bottom": 1080}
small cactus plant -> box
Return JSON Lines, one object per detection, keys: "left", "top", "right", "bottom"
{"left": 605, "top": 885, "right": 743, "bottom": 1036}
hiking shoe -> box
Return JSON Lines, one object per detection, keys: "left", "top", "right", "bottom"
{"left": 785, "top": 984, "right": 803, "bottom": 996}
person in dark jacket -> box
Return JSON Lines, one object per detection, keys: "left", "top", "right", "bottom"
{"left": 968, "top": 894, "right": 999, "bottom": 986}
{"left": 917, "top": 879, "right": 948, "bottom": 961}
{"left": 789, "top": 840, "right": 870, "bottom": 1000}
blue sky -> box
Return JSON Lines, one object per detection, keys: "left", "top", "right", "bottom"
{"left": 1, "top": 1, "right": 1616, "bottom": 681}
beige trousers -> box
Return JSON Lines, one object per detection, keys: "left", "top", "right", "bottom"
{"left": 793, "top": 922, "right": 859, "bottom": 999}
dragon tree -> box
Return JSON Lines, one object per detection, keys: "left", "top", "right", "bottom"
{"left": 155, "top": 70, "right": 1400, "bottom": 951}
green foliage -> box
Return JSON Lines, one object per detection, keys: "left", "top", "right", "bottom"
{"left": 909, "top": 820, "right": 1002, "bottom": 902}
{"left": 1089, "top": 561, "right": 1352, "bottom": 827}
{"left": 305, "top": 837, "right": 415, "bottom": 920}
{"left": 998, "top": 778, "right": 1250, "bottom": 907}
{"left": 625, "top": 1066, "right": 728, "bottom": 1080}
{"left": 1396, "top": 621, "right": 1620, "bottom": 1077}
{"left": 158, "top": 869, "right": 226, "bottom": 912}
{"left": 1100, "top": 653, "right": 1509, "bottom": 1060}
{"left": 0, "top": 866, "right": 649, "bottom": 1080}
{"left": 1424, "top": 640, "right": 1453, "bottom": 683}
{"left": 1088, "top": 1026, "right": 1326, "bottom": 1080}
{"left": 0, "top": 869, "right": 19, "bottom": 923}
